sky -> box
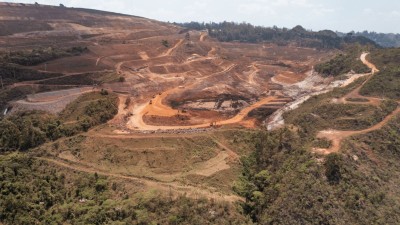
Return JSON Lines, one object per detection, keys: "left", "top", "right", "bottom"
{"left": 5, "top": 0, "right": 400, "bottom": 33}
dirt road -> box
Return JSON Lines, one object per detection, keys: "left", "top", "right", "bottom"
{"left": 313, "top": 53, "right": 399, "bottom": 154}
{"left": 38, "top": 157, "right": 242, "bottom": 203}
{"left": 248, "top": 64, "right": 259, "bottom": 84}
{"left": 361, "top": 53, "right": 379, "bottom": 74}
{"left": 195, "top": 63, "right": 236, "bottom": 81}
{"left": 144, "top": 90, "right": 180, "bottom": 117}
{"left": 138, "top": 51, "right": 149, "bottom": 60}
{"left": 161, "top": 39, "right": 184, "bottom": 57}
{"left": 200, "top": 33, "right": 207, "bottom": 42}
{"left": 336, "top": 53, "right": 382, "bottom": 106}
{"left": 128, "top": 95, "right": 278, "bottom": 131}
{"left": 315, "top": 107, "right": 400, "bottom": 154}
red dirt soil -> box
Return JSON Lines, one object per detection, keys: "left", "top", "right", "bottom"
{"left": 1, "top": 3, "right": 331, "bottom": 131}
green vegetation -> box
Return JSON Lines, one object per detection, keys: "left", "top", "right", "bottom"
{"left": 230, "top": 44, "right": 400, "bottom": 224}
{"left": 0, "top": 111, "right": 56, "bottom": 151}
{"left": 0, "top": 92, "right": 118, "bottom": 152}
{"left": 311, "top": 137, "right": 332, "bottom": 149}
{"left": 234, "top": 129, "right": 400, "bottom": 224}
{"left": 0, "top": 63, "right": 63, "bottom": 86}
{"left": 367, "top": 48, "right": 400, "bottom": 69}
{"left": 0, "top": 153, "right": 250, "bottom": 224}
{"left": 350, "top": 114, "right": 400, "bottom": 159}
{"left": 285, "top": 99, "right": 397, "bottom": 138}
{"left": 1, "top": 18, "right": 399, "bottom": 225}
{"left": 360, "top": 48, "right": 400, "bottom": 99}
{"left": 315, "top": 46, "right": 371, "bottom": 76}
{"left": 339, "top": 31, "right": 400, "bottom": 48}
{"left": 35, "top": 71, "right": 119, "bottom": 86}
{"left": 177, "top": 22, "right": 377, "bottom": 49}
{"left": 360, "top": 68, "right": 400, "bottom": 99}
{"left": 324, "top": 153, "right": 342, "bottom": 185}
{"left": 0, "top": 46, "right": 88, "bottom": 66}
{"left": 59, "top": 91, "right": 118, "bottom": 132}
{"left": 346, "top": 97, "right": 370, "bottom": 102}
{"left": 283, "top": 77, "right": 397, "bottom": 138}
{"left": 0, "top": 86, "right": 42, "bottom": 111}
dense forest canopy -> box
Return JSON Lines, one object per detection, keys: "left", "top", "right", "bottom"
{"left": 176, "top": 21, "right": 378, "bottom": 49}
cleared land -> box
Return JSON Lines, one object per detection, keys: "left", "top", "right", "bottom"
{"left": 0, "top": 3, "right": 347, "bottom": 203}
{"left": 0, "top": 3, "right": 332, "bottom": 129}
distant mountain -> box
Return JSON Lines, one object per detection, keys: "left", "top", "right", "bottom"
{"left": 337, "top": 31, "right": 400, "bottom": 48}
{"left": 177, "top": 22, "right": 378, "bottom": 49}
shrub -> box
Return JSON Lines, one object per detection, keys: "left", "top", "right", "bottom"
{"left": 161, "top": 40, "right": 169, "bottom": 47}
{"left": 0, "top": 46, "right": 88, "bottom": 66}
{"left": 85, "top": 99, "right": 118, "bottom": 124}
{"left": 315, "top": 52, "right": 370, "bottom": 76}
{"left": 100, "top": 89, "right": 108, "bottom": 95}
{"left": 324, "top": 153, "right": 342, "bottom": 185}
{"left": 118, "top": 76, "right": 125, "bottom": 82}
{"left": 360, "top": 68, "right": 400, "bottom": 99}
{"left": 0, "top": 119, "right": 21, "bottom": 151}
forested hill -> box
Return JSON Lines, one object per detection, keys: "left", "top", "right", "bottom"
{"left": 337, "top": 31, "right": 400, "bottom": 48}
{"left": 176, "top": 22, "right": 378, "bottom": 49}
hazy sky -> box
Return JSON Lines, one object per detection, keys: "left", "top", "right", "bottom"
{"left": 5, "top": 0, "right": 400, "bottom": 33}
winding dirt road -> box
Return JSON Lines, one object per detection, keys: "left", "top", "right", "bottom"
{"left": 314, "top": 53, "right": 399, "bottom": 154}
{"left": 336, "top": 53, "right": 382, "bottom": 106}
{"left": 248, "top": 64, "right": 259, "bottom": 84}
{"left": 315, "top": 107, "right": 400, "bottom": 154}
{"left": 161, "top": 39, "right": 184, "bottom": 57}
{"left": 200, "top": 33, "right": 207, "bottom": 42}
{"left": 125, "top": 59, "right": 274, "bottom": 131}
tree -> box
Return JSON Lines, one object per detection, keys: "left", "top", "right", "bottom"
{"left": 100, "top": 89, "right": 108, "bottom": 95}
{"left": 45, "top": 121, "right": 62, "bottom": 141}
{"left": 79, "top": 116, "right": 93, "bottom": 132}
{"left": 19, "top": 121, "right": 46, "bottom": 151}
{"left": 324, "top": 153, "right": 342, "bottom": 185}
{"left": 0, "top": 119, "right": 21, "bottom": 151}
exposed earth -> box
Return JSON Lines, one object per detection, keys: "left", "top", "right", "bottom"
{"left": 1, "top": 2, "right": 396, "bottom": 204}
{"left": 0, "top": 3, "right": 334, "bottom": 132}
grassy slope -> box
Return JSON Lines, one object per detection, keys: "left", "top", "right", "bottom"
{"left": 0, "top": 92, "right": 118, "bottom": 152}
{"left": 234, "top": 127, "right": 400, "bottom": 224}
{"left": 0, "top": 153, "right": 250, "bottom": 225}
{"left": 1, "top": 45, "right": 399, "bottom": 225}
{"left": 360, "top": 48, "right": 400, "bottom": 99}
{"left": 283, "top": 77, "right": 396, "bottom": 139}
{"left": 59, "top": 91, "right": 118, "bottom": 123}
{"left": 230, "top": 46, "right": 400, "bottom": 224}
{"left": 0, "top": 90, "right": 252, "bottom": 223}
